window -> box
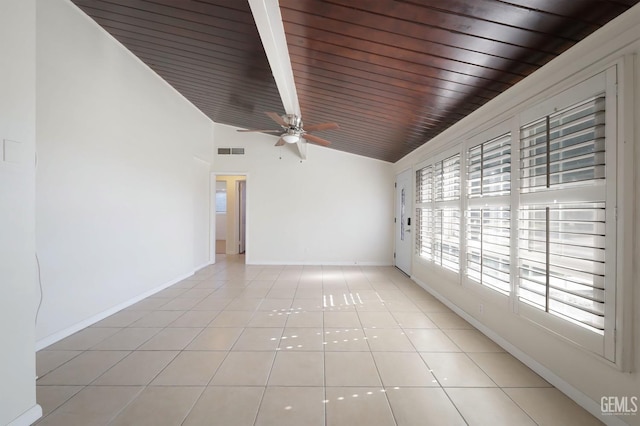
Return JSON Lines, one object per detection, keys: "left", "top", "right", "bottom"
{"left": 215, "top": 182, "right": 227, "bottom": 213}
{"left": 520, "top": 96, "right": 605, "bottom": 192}
{"left": 415, "top": 166, "right": 433, "bottom": 260}
{"left": 466, "top": 132, "right": 511, "bottom": 294}
{"left": 415, "top": 153, "right": 461, "bottom": 273}
{"left": 412, "top": 68, "right": 617, "bottom": 361}
{"left": 516, "top": 69, "right": 616, "bottom": 359}
{"left": 519, "top": 203, "right": 606, "bottom": 331}
{"left": 519, "top": 93, "right": 608, "bottom": 331}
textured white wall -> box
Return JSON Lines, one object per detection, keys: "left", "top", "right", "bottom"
{"left": 394, "top": 5, "right": 640, "bottom": 425}
{"left": 0, "top": 0, "right": 41, "bottom": 424}
{"left": 214, "top": 124, "right": 394, "bottom": 265}
{"left": 35, "top": 0, "right": 214, "bottom": 345}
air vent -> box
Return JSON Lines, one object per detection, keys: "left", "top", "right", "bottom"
{"left": 217, "top": 147, "right": 245, "bottom": 155}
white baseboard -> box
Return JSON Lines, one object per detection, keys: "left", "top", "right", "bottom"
{"left": 193, "top": 260, "right": 214, "bottom": 272}
{"left": 8, "top": 404, "right": 42, "bottom": 426}
{"left": 246, "top": 260, "right": 393, "bottom": 266}
{"left": 36, "top": 270, "right": 196, "bottom": 351}
{"left": 412, "top": 276, "right": 630, "bottom": 426}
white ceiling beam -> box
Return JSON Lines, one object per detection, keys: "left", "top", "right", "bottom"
{"left": 248, "top": 0, "right": 300, "bottom": 117}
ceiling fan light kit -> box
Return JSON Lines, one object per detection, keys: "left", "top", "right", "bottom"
{"left": 238, "top": 111, "right": 339, "bottom": 152}
{"left": 282, "top": 134, "right": 300, "bottom": 144}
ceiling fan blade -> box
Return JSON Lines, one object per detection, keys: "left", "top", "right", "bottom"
{"left": 302, "top": 133, "right": 332, "bottom": 147}
{"left": 303, "top": 122, "right": 340, "bottom": 132}
{"left": 237, "top": 129, "right": 281, "bottom": 133}
{"left": 275, "top": 138, "right": 286, "bottom": 146}
{"left": 265, "top": 111, "right": 288, "bottom": 127}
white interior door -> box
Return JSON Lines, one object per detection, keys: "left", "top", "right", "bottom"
{"left": 395, "top": 169, "right": 412, "bottom": 275}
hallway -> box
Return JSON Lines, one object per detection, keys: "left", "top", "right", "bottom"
{"left": 35, "top": 255, "right": 602, "bottom": 425}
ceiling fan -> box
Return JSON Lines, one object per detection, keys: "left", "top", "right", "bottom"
{"left": 237, "top": 112, "right": 339, "bottom": 147}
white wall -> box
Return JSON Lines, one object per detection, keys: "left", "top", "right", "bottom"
{"left": 394, "top": 5, "right": 640, "bottom": 426}
{"left": 35, "top": 0, "right": 214, "bottom": 345}
{"left": 0, "top": 1, "right": 41, "bottom": 424}
{"left": 213, "top": 124, "right": 394, "bottom": 265}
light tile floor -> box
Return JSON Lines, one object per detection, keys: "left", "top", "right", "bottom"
{"left": 35, "top": 255, "right": 603, "bottom": 425}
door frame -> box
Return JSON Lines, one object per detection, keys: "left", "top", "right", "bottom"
{"left": 395, "top": 168, "right": 413, "bottom": 275}
{"left": 211, "top": 173, "right": 248, "bottom": 263}
{"left": 237, "top": 179, "right": 246, "bottom": 254}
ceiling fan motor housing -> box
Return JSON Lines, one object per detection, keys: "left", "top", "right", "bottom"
{"left": 284, "top": 114, "right": 302, "bottom": 130}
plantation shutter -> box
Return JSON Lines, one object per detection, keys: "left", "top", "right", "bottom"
{"left": 520, "top": 96, "right": 605, "bottom": 192}
{"left": 434, "top": 154, "right": 461, "bottom": 272}
{"left": 518, "top": 93, "right": 608, "bottom": 333}
{"left": 466, "top": 132, "right": 511, "bottom": 294}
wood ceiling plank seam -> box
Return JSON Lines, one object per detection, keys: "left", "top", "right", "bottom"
{"left": 289, "top": 53, "right": 516, "bottom": 100}
{"left": 112, "top": 32, "right": 274, "bottom": 73}
{"left": 296, "top": 73, "right": 487, "bottom": 111}
{"left": 200, "top": 104, "right": 282, "bottom": 124}
{"left": 169, "top": 84, "right": 282, "bottom": 109}
{"left": 157, "top": 76, "right": 281, "bottom": 103}
{"left": 280, "top": 14, "right": 544, "bottom": 70}
{"left": 294, "top": 89, "right": 472, "bottom": 126}
{"left": 287, "top": 51, "right": 505, "bottom": 98}
{"left": 282, "top": 22, "right": 530, "bottom": 81}
{"left": 80, "top": 0, "right": 257, "bottom": 25}
{"left": 323, "top": 129, "right": 442, "bottom": 151}
{"left": 387, "top": 0, "right": 600, "bottom": 36}
{"left": 300, "top": 2, "right": 604, "bottom": 62}
{"left": 288, "top": 56, "right": 500, "bottom": 99}
{"left": 170, "top": 94, "right": 281, "bottom": 118}
{"left": 296, "top": 99, "right": 469, "bottom": 130}
{"left": 101, "top": 26, "right": 272, "bottom": 71}
{"left": 307, "top": 3, "right": 556, "bottom": 61}
{"left": 292, "top": 70, "right": 489, "bottom": 104}
{"left": 293, "top": 73, "right": 454, "bottom": 105}
{"left": 331, "top": 0, "right": 586, "bottom": 44}
{"left": 280, "top": 0, "right": 580, "bottom": 49}
{"left": 192, "top": 0, "right": 255, "bottom": 13}
{"left": 77, "top": 0, "right": 257, "bottom": 35}
{"left": 149, "top": 79, "right": 282, "bottom": 113}
{"left": 317, "top": 0, "right": 562, "bottom": 63}
{"left": 156, "top": 74, "right": 279, "bottom": 99}
{"left": 496, "top": 0, "right": 633, "bottom": 22}
{"left": 147, "top": 75, "right": 282, "bottom": 110}
{"left": 291, "top": 106, "right": 426, "bottom": 137}
{"left": 281, "top": 14, "right": 549, "bottom": 72}
{"left": 123, "top": 45, "right": 273, "bottom": 79}
{"left": 133, "top": 53, "right": 281, "bottom": 90}
{"left": 293, "top": 77, "right": 469, "bottom": 115}
{"left": 296, "top": 81, "right": 480, "bottom": 117}
{"left": 285, "top": 38, "right": 520, "bottom": 89}
{"left": 82, "top": 9, "right": 264, "bottom": 55}
{"left": 294, "top": 97, "right": 470, "bottom": 134}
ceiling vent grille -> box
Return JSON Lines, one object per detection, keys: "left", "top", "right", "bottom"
{"left": 217, "top": 147, "right": 245, "bottom": 155}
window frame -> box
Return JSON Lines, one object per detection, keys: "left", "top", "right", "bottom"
{"left": 462, "top": 120, "right": 514, "bottom": 299}
{"left": 410, "top": 62, "right": 627, "bottom": 366}
{"left": 414, "top": 147, "right": 463, "bottom": 282}
{"left": 515, "top": 67, "right": 617, "bottom": 361}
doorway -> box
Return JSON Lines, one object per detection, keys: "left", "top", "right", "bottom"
{"left": 395, "top": 168, "right": 412, "bottom": 275}
{"left": 214, "top": 175, "right": 247, "bottom": 257}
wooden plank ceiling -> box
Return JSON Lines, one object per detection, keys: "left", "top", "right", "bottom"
{"left": 72, "top": 0, "right": 638, "bottom": 162}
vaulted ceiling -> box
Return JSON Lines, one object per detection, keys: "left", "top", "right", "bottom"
{"left": 71, "top": 0, "right": 639, "bottom": 162}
